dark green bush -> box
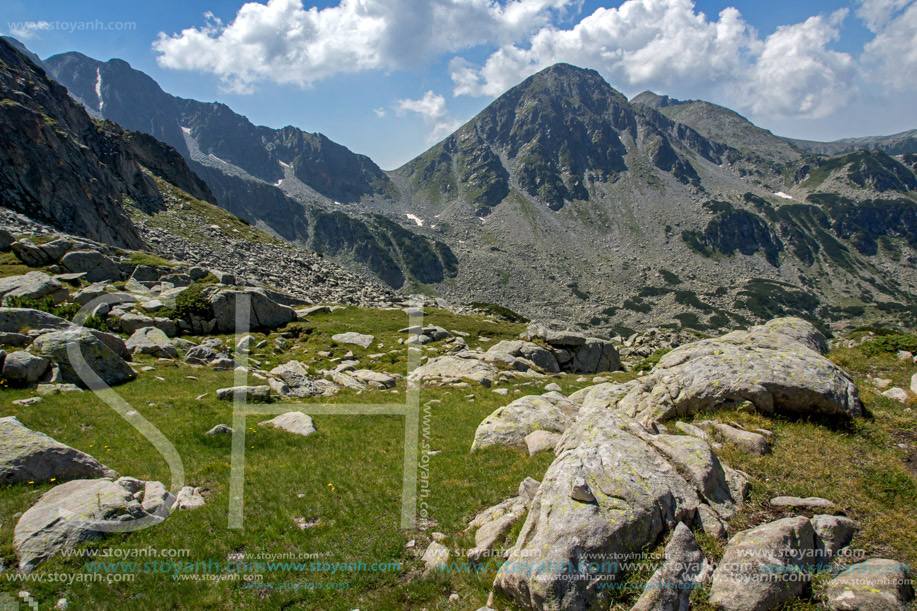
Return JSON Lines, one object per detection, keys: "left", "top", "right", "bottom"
{"left": 174, "top": 283, "right": 213, "bottom": 321}
{"left": 858, "top": 334, "right": 917, "bottom": 357}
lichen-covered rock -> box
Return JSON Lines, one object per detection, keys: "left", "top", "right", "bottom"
{"left": 488, "top": 340, "right": 560, "bottom": 373}
{"left": 408, "top": 356, "right": 499, "bottom": 387}
{"left": 472, "top": 395, "right": 575, "bottom": 452}
{"left": 32, "top": 328, "right": 135, "bottom": 387}
{"left": 708, "top": 516, "right": 817, "bottom": 611}
{"left": 607, "top": 319, "right": 862, "bottom": 426}
{"left": 0, "top": 416, "right": 117, "bottom": 484}
{"left": 715, "top": 423, "right": 771, "bottom": 455}
{"left": 216, "top": 385, "right": 271, "bottom": 402}
{"left": 493, "top": 407, "right": 731, "bottom": 610}
{"left": 826, "top": 559, "right": 914, "bottom": 611}
{"left": 14, "top": 479, "right": 146, "bottom": 572}
{"left": 811, "top": 515, "right": 856, "bottom": 559}
{"left": 209, "top": 288, "right": 297, "bottom": 332}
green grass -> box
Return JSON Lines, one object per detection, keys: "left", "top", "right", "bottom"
{"left": 3, "top": 308, "right": 917, "bottom": 610}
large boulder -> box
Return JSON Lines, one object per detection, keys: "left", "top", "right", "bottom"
{"left": 708, "top": 516, "right": 817, "bottom": 611}
{"left": 11, "top": 239, "right": 52, "bottom": 267}
{"left": 753, "top": 317, "right": 829, "bottom": 355}
{"left": 125, "top": 327, "right": 178, "bottom": 359}
{"left": 209, "top": 288, "right": 296, "bottom": 333}
{"left": 2, "top": 350, "right": 49, "bottom": 385}
{"left": 14, "top": 479, "right": 147, "bottom": 572}
{"left": 59, "top": 250, "right": 122, "bottom": 283}
{"left": 0, "top": 272, "right": 68, "bottom": 304}
{"left": 408, "top": 356, "right": 499, "bottom": 387}
{"left": 0, "top": 308, "right": 72, "bottom": 333}
{"left": 471, "top": 394, "right": 576, "bottom": 452}
{"left": 826, "top": 559, "right": 914, "bottom": 611}
{"left": 488, "top": 340, "right": 560, "bottom": 373}
{"left": 269, "top": 361, "right": 325, "bottom": 397}
{"left": 606, "top": 319, "right": 862, "bottom": 426}
{"left": 0, "top": 416, "right": 117, "bottom": 484}
{"left": 493, "top": 406, "right": 737, "bottom": 610}
{"left": 569, "top": 338, "right": 620, "bottom": 374}
{"left": 32, "top": 328, "right": 136, "bottom": 387}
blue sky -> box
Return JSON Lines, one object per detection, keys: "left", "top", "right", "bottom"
{"left": 4, "top": 0, "right": 915, "bottom": 169}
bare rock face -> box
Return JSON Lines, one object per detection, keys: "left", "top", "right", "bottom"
{"left": 0, "top": 416, "right": 118, "bottom": 484}
{"left": 408, "top": 356, "right": 499, "bottom": 387}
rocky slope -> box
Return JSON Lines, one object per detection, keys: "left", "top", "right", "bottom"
{"left": 41, "top": 48, "right": 457, "bottom": 291}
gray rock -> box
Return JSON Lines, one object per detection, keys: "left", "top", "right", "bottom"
{"left": 89, "top": 330, "right": 131, "bottom": 362}
{"left": 770, "top": 496, "right": 836, "bottom": 510}
{"left": 259, "top": 412, "right": 316, "bottom": 437}
{"left": 472, "top": 395, "right": 575, "bottom": 451}
{"left": 715, "top": 424, "right": 771, "bottom": 455}
{"left": 0, "top": 229, "right": 15, "bottom": 251}
{"left": 811, "top": 515, "right": 856, "bottom": 559}
{"left": 209, "top": 288, "right": 296, "bottom": 333}
{"left": 525, "top": 430, "right": 563, "bottom": 455}
{"left": 331, "top": 332, "right": 375, "bottom": 349}
{"left": 2, "top": 351, "right": 49, "bottom": 385}
{"left": 421, "top": 541, "right": 450, "bottom": 575}
{"left": 59, "top": 250, "right": 121, "bottom": 283}
{"left": 117, "top": 313, "right": 155, "bottom": 335}
{"left": 709, "top": 516, "right": 817, "bottom": 611}
{"left": 488, "top": 340, "right": 561, "bottom": 373}
{"left": 675, "top": 420, "right": 710, "bottom": 441}
{"left": 174, "top": 486, "right": 205, "bottom": 510}
{"left": 32, "top": 328, "right": 136, "bottom": 387}
{"left": 494, "top": 405, "right": 731, "bottom": 610}
{"left": 826, "top": 559, "right": 914, "bottom": 611}
{"left": 11, "top": 239, "right": 52, "bottom": 267}
{"left": 610, "top": 317, "right": 862, "bottom": 426}
{"left": 518, "top": 477, "right": 540, "bottom": 505}
{"left": 216, "top": 386, "right": 271, "bottom": 402}
{"left": 269, "top": 361, "right": 324, "bottom": 397}
{"left": 696, "top": 503, "right": 728, "bottom": 540}
{"left": 140, "top": 481, "right": 175, "bottom": 518}
{"left": 408, "top": 356, "right": 498, "bottom": 387}
{"left": 349, "top": 369, "right": 397, "bottom": 389}
{"left": 0, "top": 416, "right": 117, "bottom": 484}
{"left": 570, "top": 338, "right": 621, "bottom": 373}
{"left": 756, "top": 317, "right": 829, "bottom": 355}
{"left": 0, "top": 331, "right": 32, "bottom": 347}
{"left": 206, "top": 424, "right": 234, "bottom": 436}
{"left": 130, "top": 265, "right": 161, "bottom": 283}
{"left": 525, "top": 323, "right": 587, "bottom": 347}
{"left": 39, "top": 238, "right": 74, "bottom": 262}
{"left": 0, "top": 308, "right": 72, "bottom": 333}
{"left": 630, "top": 522, "right": 711, "bottom": 611}
{"left": 125, "top": 327, "right": 178, "bottom": 359}
{"left": 0, "top": 272, "right": 68, "bottom": 304}
{"left": 299, "top": 305, "right": 332, "bottom": 316}
{"left": 881, "top": 387, "right": 909, "bottom": 403}
{"left": 14, "top": 479, "right": 145, "bottom": 571}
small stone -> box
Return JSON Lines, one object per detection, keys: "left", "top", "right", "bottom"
{"left": 882, "top": 387, "right": 909, "bottom": 403}
{"left": 12, "top": 397, "right": 43, "bottom": 407}
{"left": 770, "top": 496, "right": 837, "bottom": 510}
{"left": 544, "top": 382, "right": 562, "bottom": 392}
{"left": 206, "top": 424, "right": 234, "bottom": 436}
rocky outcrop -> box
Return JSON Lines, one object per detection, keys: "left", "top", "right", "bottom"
{"left": 126, "top": 327, "right": 178, "bottom": 358}
{"left": 0, "top": 416, "right": 117, "bottom": 484}
{"left": 209, "top": 288, "right": 297, "bottom": 333}
{"left": 408, "top": 356, "right": 499, "bottom": 387}
{"left": 523, "top": 324, "right": 620, "bottom": 374}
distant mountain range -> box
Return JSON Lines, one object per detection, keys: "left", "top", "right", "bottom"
{"left": 4, "top": 36, "right": 917, "bottom": 334}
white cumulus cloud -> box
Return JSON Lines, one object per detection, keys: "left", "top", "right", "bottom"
{"left": 450, "top": 0, "right": 859, "bottom": 119}
{"left": 153, "top": 0, "right": 575, "bottom": 93}
{"left": 860, "top": 0, "right": 917, "bottom": 89}
{"left": 395, "top": 91, "right": 462, "bottom": 143}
